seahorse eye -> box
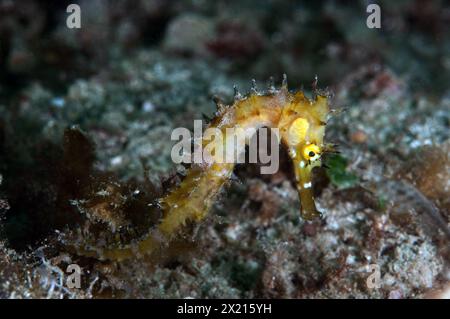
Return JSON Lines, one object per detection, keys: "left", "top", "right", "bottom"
{"left": 303, "top": 144, "right": 321, "bottom": 162}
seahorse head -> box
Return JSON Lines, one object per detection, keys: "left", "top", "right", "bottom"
{"left": 278, "top": 91, "right": 329, "bottom": 220}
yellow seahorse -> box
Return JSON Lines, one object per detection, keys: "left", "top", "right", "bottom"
{"left": 77, "top": 75, "right": 331, "bottom": 261}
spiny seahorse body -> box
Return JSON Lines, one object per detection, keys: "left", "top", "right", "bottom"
{"left": 77, "top": 76, "right": 331, "bottom": 261}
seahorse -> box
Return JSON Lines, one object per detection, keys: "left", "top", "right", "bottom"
{"left": 76, "top": 75, "right": 331, "bottom": 261}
